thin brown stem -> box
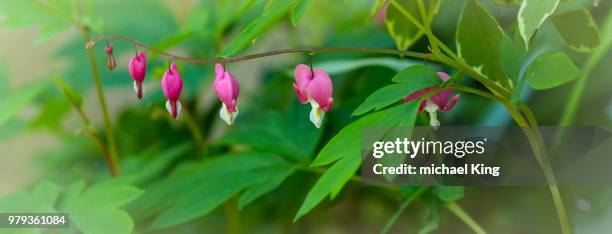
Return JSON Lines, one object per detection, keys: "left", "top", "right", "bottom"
{"left": 88, "top": 35, "right": 436, "bottom": 64}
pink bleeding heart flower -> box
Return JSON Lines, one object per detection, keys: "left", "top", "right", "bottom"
{"left": 104, "top": 44, "right": 116, "bottom": 71}
{"left": 214, "top": 64, "right": 240, "bottom": 125}
{"left": 404, "top": 72, "right": 459, "bottom": 128}
{"left": 161, "top": 62, "right": 183, "bottom": 119}
{"left": 293, "top": 64, "right": 334, "bottom": 128}
{"left": 128, "top": 51, "right": 147, "bottom": 99}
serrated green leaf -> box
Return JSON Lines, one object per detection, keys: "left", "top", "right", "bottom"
{"left": 220, "top": 0, "right": 301, "bottom": 57}
{"left": 525, "top": 51, "right": 582, "bottom": 90}
{"left": 500, "top": 35, "right": 527, "bottom": 83}
{"left": 61, "top": 181, "right": 143, "bottom": 234}
{"left": 551, "top": 8, "right": 600, "bottom": 52}
{"left": 352, "top": 65, "right": 439, "bottom": 116}
{"left": 385, "top": 0, "right": 439, "bottom": 50}
{"left": 518, "top": 0, "right": 559, "bottom": 48}
{"left": 134, "top": 152, "right": 296, "bottom": 229}
{"left": 432, "top": 186, "right": 464, "bottom": 202}
{"left": 0, "top": 80, "right": 50, "bottom": 128}
{"left": 290, "top": 0, "right": 310, "bottom": 26}
{"left": 295, "top": 102, "right": 420, "bottom": 221}
{"left": 456, "top": 0, "right": 512, "bottom": 91}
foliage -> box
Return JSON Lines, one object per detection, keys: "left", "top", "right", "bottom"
{"left": 0, "top": 0, "right": 608, "bottom": 233}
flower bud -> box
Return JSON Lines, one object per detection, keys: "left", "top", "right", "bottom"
{"left": 128, "top": 51, "right": 147, "bottom": 99}
{"left": 214, "top": 64, "right": 240, "bottom": 125}
{"left": 104, "top": 45, "right": 116, "bottom": 71}
{"left": 293, "top": 64, "right": 334, "bottom": 128}
{"left": 161, "top": 62, "right": 183, "bottom": 119}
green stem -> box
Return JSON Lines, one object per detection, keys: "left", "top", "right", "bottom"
{"left": 445, "top": 202, "right": 486, "bottom": 234}
{"left": 81, "top": 29, "right": 120, "bottom": 177}
{"left": 380, "top": 187, "right": 427, "bottom": 234}
{"left": 89, "top": 35, "right": 435, "bottom": 63}
{"left": 179, "top": 98, "right": 205, "bottom": 152}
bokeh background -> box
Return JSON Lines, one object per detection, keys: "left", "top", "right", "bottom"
{"left": 0, "top": 0, "right": 611, "bottom": 233}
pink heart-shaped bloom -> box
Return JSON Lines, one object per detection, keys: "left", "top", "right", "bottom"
{"left": 214, "top": 64, "right": 240, "bottom": 113}
{"left": 129, "top": 51, "right": 147, "bottom": 99}
{"left": 292, "top": 64, "right": 334, "bottom": 111}
{"left": 404, "top": 71, "right": 459, "bottom": 112}
{"left": 161, "top": 62, "right": 183, "bottom": 119}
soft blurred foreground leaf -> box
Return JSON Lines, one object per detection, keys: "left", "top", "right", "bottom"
{"left": 353, "top": 65, "right": 440, "bottom": 116}
{"left": 130, "top": 152, "right": 296, "bottom": 230}
{"left": 456, "top": 0, "right": 512, "bottom": 91}
{"left": 551, "top": 8, "right": 600, "bottom": 52}
{"left": 295, "top": 101, "right": 420, "bottom": 221}
{"left": 517, "top": 0, "right": 559, "bottom": 48}
{"left": 432, "top": 186, "right": 464, "bottom": 202}
{"left": 220, "top": 0, "right": 302, "bottom": 57}
{"left": 59, "top": 180, "right": 143, "bottom": 234}
{"left": 0, "top": 80, "right": 51, "bottom": 128}
{"left": 290, "top": 0, "right": 310, "bottom": 25}
{"left": 0, "top": 180, "right": 142, "bottom": 234}
{"left": 525, "top": 51, "right": 582, "bottom": 90}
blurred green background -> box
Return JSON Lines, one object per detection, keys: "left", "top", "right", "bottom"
{"left": 0, "top": 0, "right": 611, "bottom": 233}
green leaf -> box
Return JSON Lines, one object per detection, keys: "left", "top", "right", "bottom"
{"left": 456, "top": 0, "right": 512, "bottom": 91}
{"left": 518, "top": 0, "right": 559, "bottom": 48}
{"left": 491, "top": 0, "right": 522, "bottom": 6}
{"left": 418, "top": 196, "right": 442, "bottom": 234}
{"left": 54, "top": 76, "right": 83, "bottom": 107}
{"left": 60, "top": 181, "right": 144, "bottom": 234}
{"left": 294, "top": 156, "right": 359, "bottom": 222}
{"left": 525, "top": 51, "right": 582, "bottom": 90}
{"left": 0, "top": 181, "right": 59, "bottom": 234}
{"left": 500, "top": 35, "right": 527, "bottom": 83}
{"left": 219, "top": 102, "right": 322, "bottom": 161}
{"left": 551, "top": 8, "right": 600, "bottom": 52}
{"left": 219, "top": 0, "right": 301, "bottom": 57}
{"left": 370, "top": 0, "right": 388, "bottom": 16}
{"left": 352, "top": 65, "right": 439, "bottom": 116}
{"left": 385, "top": 0, "right": 439, "bottom": 50}
{"left": 133, "top": 153, "right": 296, "bottom": 229}
{"left": 295, "top": 101, "right": 420, "bottom": 221}
{"left": 0, "top": 180, "right": 141, "bottom": 234}
{"left": 432, "top": 186, "right": 464, "bottom": 202}
{"left": 0, "top": 80, "right": 50, "bottom": 128}
{"left": 290, "top": 0, "right": 310, "bottom": 26}
{"left": 313, "top": 57, "right": 421, "bottom": 76}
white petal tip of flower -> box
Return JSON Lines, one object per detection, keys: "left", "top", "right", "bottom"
{"left": 165, "top": 100, "right": 182, "bottom": 119}
{"left": 219, "top": 103, "right": 238, "bottom": 125}
{"left": 428, "top": 110, "right": 440, "bottom": 130}
{"left": 309, "top": 106, "right": 324, "bottom": 129}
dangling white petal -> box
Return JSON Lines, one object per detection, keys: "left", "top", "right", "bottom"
{"left": 133, "top": 81, "right": 138, "bottom": 94}
{"left": 219, "top": 103, "right": 237, "bottom": 125}
{"left": 309, "top": 106, "right": 324, "bottom": 128}
{"left": 308, "top": 99, "right": 324, "bottom": 128}
{"left": 176, "top": 100, "right": 182, "bottom": 117}
{"left": 165, "top": 100, "right": 172, "bottom": 114}
{"left": 428, "top": 110, "right": 440, "bottom": 130}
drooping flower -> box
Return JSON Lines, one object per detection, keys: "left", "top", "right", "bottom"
{"left": 161, "top": 62, "right": 183, "bottom": 119}
{"left": 404, "top": 72, "right": 459, "bottom": 128}
{"left": 214, "top": 64, "right": 240, "bottom": 125}
{"left": 128, "top": 51, "right": 147, "bottom": 99}
{"left": 293, "top": 64, "right": 334, "bottom": 128}
{"left": 104, "top": 44, "right": 116, "bottom": 71}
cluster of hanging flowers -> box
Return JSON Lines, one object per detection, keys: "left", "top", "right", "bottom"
{"left": 101, "top": 44, "right": 336, "bottom": 128}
